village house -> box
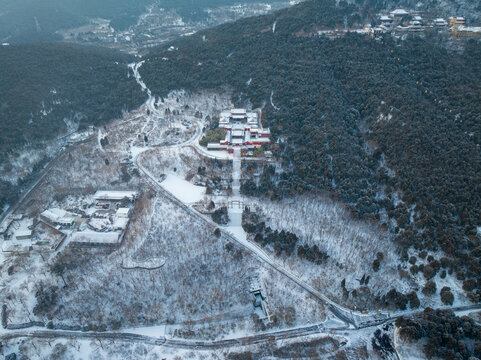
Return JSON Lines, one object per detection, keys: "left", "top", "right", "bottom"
{"left": 93, "top": 190, "right": 137, "bottom": 202}
{"left": 449, "top": 16, "right": 466, "bottom": 27}
{"left": 434, "top": 18, "right": 448, "bottom": 27}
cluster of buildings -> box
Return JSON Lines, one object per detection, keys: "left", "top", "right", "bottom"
{"left": 68, "top": 190, "right": 137, "bottom": 248}
{"left": 376, "top": 9, "right": 480, "bottom": 36}
{"left": 0, "top": 190, "right": 138, "bottom": 254}
{"left": 207, "top": 109, "right": 271, "bottom": 153}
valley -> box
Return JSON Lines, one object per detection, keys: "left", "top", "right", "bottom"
{"left": 57, "top": 1, "right": 300, "bottom": 54}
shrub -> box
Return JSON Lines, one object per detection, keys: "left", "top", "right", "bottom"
{"left": 440, "top": 287, "right": 454, "bottom": 305}
{"left": 212, "top": 206, "right": 229, "bottom": 225}
{"left": 422, "top": 281, "right": 437, "bottom": 296}
{"left": 407, "top": 291, "right": 420, "bottom": 309}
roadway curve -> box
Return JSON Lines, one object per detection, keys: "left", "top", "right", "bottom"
{"left": 128, "top": 62, "right": 385, "bottom": 328}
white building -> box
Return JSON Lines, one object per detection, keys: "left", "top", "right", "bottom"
{"left": 116, "top": 208, "right": 131, "bottom": 218}
{"left": 434, "top": 18, "right": 448, "bottom": 27}
{"left": 390, "top": 9, "right": 409, "bottom": 18}
{"left": 93, "top": 191, "right": 137, "bottom": 201}
{"left": 380, "top": 15, "right": 393, "bottom": 28}
{"left": 449, "top": 16, "right": 466, "bottom": 27}
{"left": 70, "top": 231, "right": 121, "bottom": 245}
{"left": 15, "top": 230, "right": 33, "bottom": 240}
{"left": 40, "top": 208, "right": 75, "bottom": 227}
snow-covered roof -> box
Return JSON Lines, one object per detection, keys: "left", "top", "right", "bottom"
{"left": 231, "top": 114, "right": 247, "bottom": 120}
{"left": 57, "top": 216, "right": 74, "bottom": 225}
{"left": 116, "top": 208, "right": 131, "bottom": 217}
{"left": 41, "top": 208, "right": 66, "bottom": 222}
{"left": 231, "top": 108, "right": 247, "bottom": 115}
{"left": 40, "top": 208, "right": 74, "bottom": 225}
{"left": 232, "top": 129, "right": 244, "bottom": 137}
{"left": 2, "top": 241, "right": 30, "bottom": 253}
{"left": 207, "top": 143, "right": 228, "bottom": 149}
{"left": 113, "top": 217, "right": 129, "bottom": 230}
{"left": 93, "top": 190, "right": 137, "bottom": 201}
{"left": 71, "top": 231, "right": 120, "bottom": 244}
{"left": 15, "top": 230, "right": 33, "bottom": 239}
{"left": 458, "top": 26, "right": 481, "bottom": 33}
{"left": 380, "top": 16, "right": 392, "bottom": 21}
{"left": 391, "top": 9, "right": 408, "bottom": 16}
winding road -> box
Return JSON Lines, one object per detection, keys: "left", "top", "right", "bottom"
{"left": 2, "top": 304, "right": 481, "bottom": 350}
{"left": 131, "top": 106, "right": 379, "bottom": 329}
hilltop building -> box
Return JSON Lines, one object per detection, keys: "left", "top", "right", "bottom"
{"left": 449, "top": 17, "right": 466, "bottom": 27}
{"left": 380, "top": 15, "right": 393, "bottom": 28}
{"left": 390, "top": 9, "right": 409, "bottom": 18}
{"left": 207, "top": 109, "right": 270, "bottom": 152}
{"left": 40, "top": 208, "right": 75, "bottom": 227}
{"left": 434, "top": 18, "right": 448, "bottom": 27}
{"left": 93, "top": 190, "right": 137, "bottom": 202}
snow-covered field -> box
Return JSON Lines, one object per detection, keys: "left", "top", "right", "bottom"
{"left": 1, "top": 189, "right": 327, "bottom": 337}
{"left": 161, "top": 174, "right": 206, "bottom": 203}
{"left": 247, "top": 195, "right": 413, "bottom": 310}
{"left": 244, "top": 194, "right": 469, "bottom": 311}
{"left": 141, "top": 146, "right": 233, "bottom": 196}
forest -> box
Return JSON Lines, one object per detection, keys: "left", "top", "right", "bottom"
{"left": 0, "top": 43, "right": 145, "bottom": 150}
{"left": 140, "top": 0, "right": 481, "bottom": 301}
{"left": 396, "top": 308, "right": 481, "bottom": 359}
{"left": 0, "top": 43, "right": 146, "bottom": 209}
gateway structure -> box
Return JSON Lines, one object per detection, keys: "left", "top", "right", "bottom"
{"left": 207, "top": 109, "right": 270, "bottom": 152}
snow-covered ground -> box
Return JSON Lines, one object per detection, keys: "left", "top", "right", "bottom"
{"left": 245, "top": 195, "right": 412, "bottom": 310}
{"left": 161, "top": 174, "right": 206, "bottom": 203}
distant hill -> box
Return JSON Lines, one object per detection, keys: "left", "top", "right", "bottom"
{"left": 140, "top": 0, "right": 481, "bottom": 304}
{"left": 0, "top": 43, "right": 146, "bottom": 208}
{"left": 0, "top": 0, "right": 291, "bottom": 44}
{"left": 0, "top": 0, "right": 152, "bottom": 43}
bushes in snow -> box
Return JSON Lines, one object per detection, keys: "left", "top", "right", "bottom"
{"left": 243, "top": 207, "right": 327, "bottom": 261}
{"left": 212, "top": 206, "right": 229, "bottom": 224}
{"left": 396, "top": 308, "right": 481, "bottom": 359}
{"left": 422, "top": 281, "right": 437, "bottom": 296}
{"left": 440, "top": 287, "right": 454, "bottom": 305}
{"left": 33, "top": 283, "right": 59, "bottom": 317}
